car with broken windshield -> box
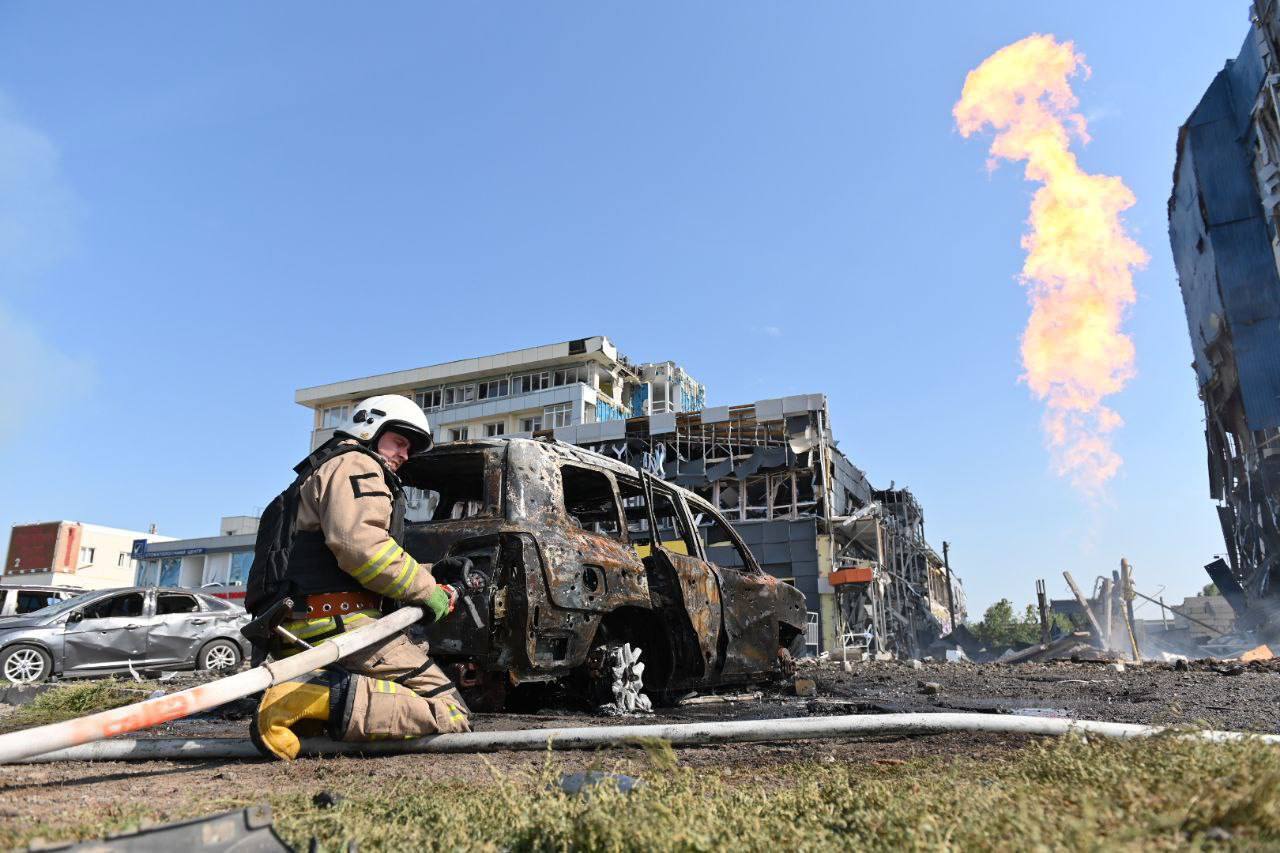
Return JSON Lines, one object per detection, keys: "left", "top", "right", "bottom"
{"left": 0, "top": 587, "right": 251, "bottom": 684}
{"left": 398, "top": 437, "right": 808, "bottom": 710}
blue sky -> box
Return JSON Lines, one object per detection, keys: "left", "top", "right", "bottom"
{"left": 0, "top": 2, "right": 1253, "bottom": 616}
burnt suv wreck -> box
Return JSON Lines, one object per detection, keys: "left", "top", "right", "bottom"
{"left": 397, "top": 437, "right": 807, "bottom": 710}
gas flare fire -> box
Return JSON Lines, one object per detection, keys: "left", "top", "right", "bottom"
{"left": 953, "top": 34, "right": 1147, "bottom": 494}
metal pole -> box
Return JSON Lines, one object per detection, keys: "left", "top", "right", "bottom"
{"left": 1118, "top": 559, "right": 1140, "bottom": 661}
{"left": 942, "top": 540, "right": 957, "bottom": 633}
{"left": 1063, "top": 571, "right": 1104, "bottom": 643}
{"left": 1036, "top": 579, "right": 1051, "bottom": 645}
{"left": 1101, "top": 578, "right": 1114, "bottom": 648}
{"left": 1132, "top": 588, "right": 1227, "bottom": 637}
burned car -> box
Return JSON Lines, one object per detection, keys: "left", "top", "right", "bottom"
{"left": 399, "top": 438, "right": 807, "bottom": 709}
{"left": 0, "top": 587, "right": 250, "bottom": 684}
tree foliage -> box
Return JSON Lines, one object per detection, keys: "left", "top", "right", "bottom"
{"left": 971, "top": 598, "right": 1073, "bottom": 647}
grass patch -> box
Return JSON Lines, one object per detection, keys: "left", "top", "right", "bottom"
{"left": 264, "top": 736, "right": 1280, "bottom": 850}
{"left": 0, "top": 679, "right": 154, "bottom": 733}
{"left": 11, "top": 734, "right": 1280, "bottom": 850}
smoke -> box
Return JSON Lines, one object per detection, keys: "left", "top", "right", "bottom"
{"left": 953, "top": 34, "right": 1147, "bottom": 494}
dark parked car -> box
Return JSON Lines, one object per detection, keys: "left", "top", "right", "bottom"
{"left": 0, "top": 586, "right": 251, "bottom": 684}
{"left": 399, "top": 437, "right": 808, "bottom": 710}
{"left": 0, "top": 585, "right": 86, "bottom": 618}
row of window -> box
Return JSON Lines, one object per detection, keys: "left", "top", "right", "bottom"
{"left": 319, "top": 367, "right": 595, "bottom": 432}
{"left": 441, "top": 403, "right": 573, "bottom": 442}
{"left": 135, "top": 551, "right": 253, "bottom": 588}
{"left": 69, "top": 547, "right": 132, "bottom": 569}
{"left": 413, "top": 366, "right": 591, "bottom": 412}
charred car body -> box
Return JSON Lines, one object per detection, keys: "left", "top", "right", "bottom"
{"left": 399, "top": 438, "right": 807, "bottom": 708}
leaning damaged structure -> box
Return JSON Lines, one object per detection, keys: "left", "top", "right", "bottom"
{"left": 546, "top": 395, "right": 965, "bottom": 656}
{"left": 1171, "top": 0, "right": 1280, "bottom": 632}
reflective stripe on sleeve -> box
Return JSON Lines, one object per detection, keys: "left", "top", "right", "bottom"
{"left": 383, "top": 558, "right": 421, "bottom": 599}
{"left": 352, "top": 541, "right": 399, "bottom": 583}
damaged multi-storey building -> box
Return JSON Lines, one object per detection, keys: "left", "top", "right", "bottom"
{"left": 296, "top": 337, "right": 964, "bottom": 654}
{"left": 1170, "top": 0, "right": 1280, "bottom": 629}
{"left": 549, "top": 399, "right": 965, "bottom": 656}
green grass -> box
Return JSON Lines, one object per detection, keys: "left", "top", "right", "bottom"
{"left": 16, "top": 734, "right": 1280, "bottom": 851}
{"left": 0, "top": 679, "right": 156, "bottom": 733}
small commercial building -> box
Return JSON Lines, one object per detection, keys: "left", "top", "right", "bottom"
{"left": 3, "top": 521, "right": 174, "bottom": 589}
{"left": 132, "top": 516, "right": 259, "bottom": 602}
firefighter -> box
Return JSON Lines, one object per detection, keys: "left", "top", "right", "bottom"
{"left": 244, "top": 393, "right": 471, "bottom": 760}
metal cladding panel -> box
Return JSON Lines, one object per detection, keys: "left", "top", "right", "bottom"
{"left": 700, "top": 405, "right": 730, "bottom": 424}
{"left": 761, "top": 542, "right": 793, "bottom": 565}
{"left": 1171, "top": 23, "right": 1280, "bottom": 432}
{"left": 752, "top": 398, "right": 784, "bottom": 422}
{"left": 760, "top": 521, "right": 790, "bottom": 545}
{"left": 789, "top": 518, "right": 818, "bottom": 541}
{"left": 1227, "top": 30, "right": 1264, "bottom": 123}
{"left": 649, "top": 412, "right": 677, "bottom": 435}
{"left": 1189, "top": 117, "right": 1257, "bottom": 226}
{"left": 1232, "top": 316, "right": 1280, "bottom": 428}
{"left": 1170, "top": 137, "right": 1225, "bottom": 388}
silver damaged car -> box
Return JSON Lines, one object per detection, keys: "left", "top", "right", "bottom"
{"left": 0, "top": 586, "right": 251, "bottom": 684}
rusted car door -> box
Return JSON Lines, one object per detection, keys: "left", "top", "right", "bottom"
{"left": 689, "top": 498, "right": 779, "bottom": 678}
{"left": 639, "top": 475, "right": 722, "bottom": 679}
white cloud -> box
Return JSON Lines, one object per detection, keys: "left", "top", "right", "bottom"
{"left": 0, "top": 93, "right": 80, "bottom": 282}
{"left": 0, "top": 303, "right": 93, "bottom": 440}
{"left": 0, "top": 90, "right": 91, "bottom": 442}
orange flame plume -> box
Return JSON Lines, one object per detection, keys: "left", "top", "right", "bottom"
{"left": 953, "top": 34, "right": 1147, "bottom": 494}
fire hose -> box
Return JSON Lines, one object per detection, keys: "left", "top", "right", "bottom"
{"left": 2, "top": 598, "right": 1279, "bottom": 765}
{"left": 11, "top": 712, "right": 1280, "bottom": 764}
{"left": 0, "top": 605, "right": 423, "bottom": 765}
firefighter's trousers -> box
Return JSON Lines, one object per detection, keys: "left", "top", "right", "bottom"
{"left": 279, "top": 609, "right": 471, "bottom": 739}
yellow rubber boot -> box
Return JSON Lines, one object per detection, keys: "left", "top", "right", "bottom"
{"left": 252, "top": 676, "right": 333, "bottom": 760}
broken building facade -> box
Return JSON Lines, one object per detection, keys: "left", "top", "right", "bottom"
{"left": 548, "top": 396, "right": 965, "bottom": 654}
{"left": 1171, "top": 0, "right": 1280, "bottom": 626}
{"left": 296, "top": 338, "right": 963, "bottom": 654}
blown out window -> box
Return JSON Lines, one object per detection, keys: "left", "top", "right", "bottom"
{"left": 404, "top": 451, "right": 494, "bottom": 521}
{"left": 560, "top": 466, "right": 622, "bottom": 539}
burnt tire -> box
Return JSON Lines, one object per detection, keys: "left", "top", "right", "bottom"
{"left": 198, "top": 639, "right": 242, "bottom": 672}
{"left": 1, "top": 644, "right": 52, "bottom": 684}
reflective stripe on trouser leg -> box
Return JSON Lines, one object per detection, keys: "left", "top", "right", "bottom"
{"left": 339, "top": 674, "right": 471, "bottom": 740}
{"left": 338, "top": 633, "right": 471, "bottom": 717}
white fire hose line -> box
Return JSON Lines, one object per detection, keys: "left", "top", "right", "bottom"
{"left": 0, "top": 606, "right": 424, "bottom": 766}
{"left": 13, "top": 712, "right": 1280, "bottom": 764}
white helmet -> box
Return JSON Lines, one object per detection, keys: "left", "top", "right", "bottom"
{"left": 340, "top": 394, "right": 433, "bottom": 454}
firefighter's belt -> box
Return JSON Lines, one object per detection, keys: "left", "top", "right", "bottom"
{"left": 298, "top": 591, "right": 382, "bottom": 618}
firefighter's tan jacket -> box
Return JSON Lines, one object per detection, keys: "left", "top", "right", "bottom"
{"left": 294, "top": 441, "right": 440, "bottom": 604}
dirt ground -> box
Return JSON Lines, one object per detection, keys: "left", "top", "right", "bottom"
{"left": 3, "top": 657, "right": 1278, "bottom": 844}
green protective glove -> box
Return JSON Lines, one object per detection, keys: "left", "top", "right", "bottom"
{"left": 423, "top": 586, "right": 452, "bottom": 623}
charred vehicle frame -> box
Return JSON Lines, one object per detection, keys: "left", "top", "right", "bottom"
{"left": 398, "top": 438, "right": 807, "bottom": 709}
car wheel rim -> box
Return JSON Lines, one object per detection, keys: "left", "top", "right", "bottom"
{"left": 4, "top": 649, "right": 44, "bottom": 683}
{"left": 206, "top": 645, "right": 237, "bottom": 670}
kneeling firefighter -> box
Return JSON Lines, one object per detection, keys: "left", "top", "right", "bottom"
{"left": 242, "top": 394, "right": 471, "bottom": 760}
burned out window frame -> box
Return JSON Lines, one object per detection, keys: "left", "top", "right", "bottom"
{"left": 557, "top": 464, "right": 625, "bottom": 541}
{"left": 615, "top": 473, "right": 652, "bottom": 548}
{"left": 401, "top": 446, "right": 502, "bottom": 522}
{"left": 685, "top": 493, "right": 763, "bottom": 575}
{"left": 645, "top": 477, "right": 699, "bottom": 557}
